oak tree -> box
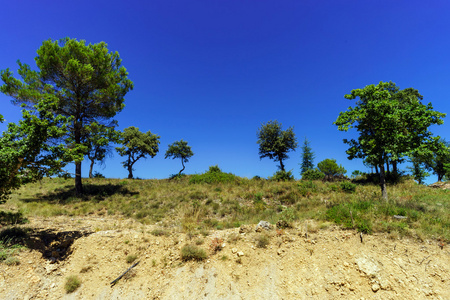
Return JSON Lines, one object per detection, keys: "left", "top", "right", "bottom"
{"left": 334, "top": 81, "right": 445, "bottom": 200}
{"left": 165, "top": 140, "right": 194, "bottom": 176}
{"left": 116, "top": 126, "right": 160, "bottom": 179}
{"left": 257, "top": 120, "right": 297, "bottom": 171}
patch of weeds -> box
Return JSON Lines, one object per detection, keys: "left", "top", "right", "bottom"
{"left": 209, "top": 237, "right": 223, "bottom": 253}
{"left": 227, "top": 233, "right": 241, "bottom": 244}
{"left": 152, "top": 259, "right": 157, "bottom": 267}
{"left": 4, "top": 256, "right": 20, "bottom": 265}
{"left": 126, "top": 254, "right": 138, "bottom": 263}
{"left": 124, "top": 240, "right": 130, "bottom": 244}
{"left": 340, "top": 181, "right": 356, "bottom": 193}
{"left": 151, "top": 228, "right": 168, "bottom": 236}
{"left": 195, "top": 238, "right": 204, "bottom": 245}
{"left": 255, "top": 234, "right": 270, "bottom": 248}
{"left": 181, "top": 244, "right": 208, "bottom": 261}
{"left": 221, "top": 255, "right": 228, "bottom": 261}
{"left": 65, "top": 275, "right": 81, "bottom": 293}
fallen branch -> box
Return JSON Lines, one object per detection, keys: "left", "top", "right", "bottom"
{"left": 419, "top": 255, "right": 431, "bottom": 265}
{"left": 110, "top": 261, "right": 140, "bottom": 286}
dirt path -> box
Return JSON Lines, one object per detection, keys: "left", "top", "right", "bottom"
{"left": 0, "top": 216, "right": 449, "bottom": 299}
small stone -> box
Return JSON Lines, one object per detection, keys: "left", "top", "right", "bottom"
{"left": 277, "top": 249, "right": 283, "bottom": 255}
{"left": 372, "top": 283, "right": 380, "bottom": 292}
{"left": 237, "top": 251, "right": 244, "bottom": 257}
{"left": 221, "top": 243, "right": 226, "bottom": 248}
{"left": 232, "top": 248, "right": 237, "bottom": 254}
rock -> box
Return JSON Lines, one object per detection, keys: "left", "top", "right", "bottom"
{"left": 237, "top": 251, "right": 244, "bottom": 257}
{"left": 255, "top": 221, "right": 272, "bottom": 232}
{"left": 372, "top": 283, "right": 380, "bottom": 292}
{"left": 355, "top": 256, "right": 380, "bottom": 278}
{"left": 231, "top": 248, "right": 237, "bottom": 254}
{"left": 239, "top": 225, "right": 252, "bottom": 234}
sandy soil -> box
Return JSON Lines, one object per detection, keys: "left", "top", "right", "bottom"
{"left": 0, "top": 215, "right": 449, "bottom": 300}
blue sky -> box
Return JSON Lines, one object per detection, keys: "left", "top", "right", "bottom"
{"left": 1, "top": 0, "right": 449, "bottom": 182}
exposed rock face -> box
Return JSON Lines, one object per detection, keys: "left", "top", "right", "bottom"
{"left": 255, "top": 221, "right": 272, "bottom": 232}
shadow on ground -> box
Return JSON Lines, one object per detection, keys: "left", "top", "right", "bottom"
{"left": 1, "top": 226, "right": 91, "bottom": 262}
{"left": 21, "top": 183, "right": 139, "bottom": 204}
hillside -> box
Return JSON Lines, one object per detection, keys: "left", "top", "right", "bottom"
{"left": 0, "top": 177, "right": 449, "bottom": 299}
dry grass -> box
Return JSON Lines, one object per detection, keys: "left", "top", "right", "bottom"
{"left": 3, "top": 176, "right": 450, "bottom": 241}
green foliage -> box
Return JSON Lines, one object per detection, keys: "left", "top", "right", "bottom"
{"left": 407, "top": 156, "right": 429, "bottom": 185}
{"left": 165, "top": 139, "right": 194, "bottom": 175}
{"left": 126, "top": 254, "right": 138, "bottom": 263}
{"left": 351, "top": 170, "right": 364, "bottom": 178}
{"left": 92, "top": 171, "right": 105, "bottom": 179}
{"left": 257, "top": 120, "right": 298, "bottom": 171}
{"left": 301, "top": 169, "right": 325, "bottom": 181}
{"left": 326, "top": 201, "right": 373, "bottom": 234}
{"left": 300, "top": 137, "right": 315, "bottom": 174}
{"left": 64, "top": 275, "right": 81, "bottom": 293}
{"left": 334, "top": 81, "right": 445, "bottom": 199}
{"left": 411, "top": 139, "right": 450, "bottom": 182}
{"left": 270, "top": 170, "right": 294, "bottom": 181}
{"left": 189, "top": 166, "right": 238, "bottom": 184}
{"left": 0, "top": 98, "right": 76, "bottom": 203}
{"left": 116, "top": 126, "right": 160, "bottom": 179}
{"left": 278, "top": 207, "right": 296, "bottom": 226}
{"left": 1, "top": 37, "right": 133, "bottom": 194}
{"left": 317, "top": 159, "right": 347, "bottom": 178}
{"left": 340, "top": 181, "right": 356, "bottom": 193}
{"left": 180, "top": 244, "right": 207, "bottom": 261}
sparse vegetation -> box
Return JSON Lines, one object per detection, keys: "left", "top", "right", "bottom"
{"left": 181, "top": 244, "right": 208, "bottom": 261}
{"left": 126, "top": 254, "right": 138, "bottom": 263}
{"left": 2, "top": 176, "right": 449, "bottom": 242}
{"left": 255, "top": 234, "right": 270, "bottom": 248}
{"left": 64, "top": 275, "right": 81, "bottom": 293}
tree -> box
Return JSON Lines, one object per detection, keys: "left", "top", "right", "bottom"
{"left": 0, "top": 38, "right": 133, "bottom": 194}
{"left": 412, "top": 139, "right": 450, "bottom": 182}
{"left": 256, "top": 120, "right": 298, "bottom": 171}
{"left": 300, "top": 137, "right": 315, "bottom": 174}
{"left": 317, "top": 159, "right": 346, "bottom": 178}
{"left": 116, "top": 126, "right": 160, "bottom": 179}
{"left": 407, "top": 157, "right": 429, "bottom": 185}
{"left": 334, "top": 81, "right": 445, "bottom": 200}
{"left": 85, "top": 122, "right": 119, "bottom": 178}
{"left": 0, "top": 98, "right": 78, "bottom": 203}
{"left": 165, "top": 140, "right": 194, "bottom": 176}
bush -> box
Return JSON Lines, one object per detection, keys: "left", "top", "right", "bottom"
{"left": 301, "top": 169, "right": 325, "bottom": 181}
{"left": 93, "top": 171, "right": 105, "bottom": 178}
{"left": 340, "top": 181, "right": 356, "bottom": 193}
{"left": 126, "top": 254, "right": 138, "bottom": 263}
{"left": 181, "top": 244, "right": 208, "bottom": 261}
{"left": 317, "top": 159, "right": 346, "bottom": 179}
{"left": 270, "top": 170, "right": 294, "bottom": 181}
{"left": 65, "top": 275, "right": 81, "bottom": 293}
{"left": 255, "top": 234, "right": 270, "bottom": 248}
{"left": 189, "top": 166, "right": 238, "bottom": 184}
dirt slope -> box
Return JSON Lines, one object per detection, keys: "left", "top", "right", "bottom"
{"left": 0, "top": 216, "right": 449, "bottom": 300}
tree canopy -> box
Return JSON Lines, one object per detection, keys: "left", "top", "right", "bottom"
{"left": 116, "top": 126, "right": 160, "bottom": 179}
{"left": 257, "top": 120, "right": 297, "bottom": 172}
{"left": 300, "top": 137, "right": 315, "bottom": 174}
{"left": 0, "top": 98, "right": 78, "bottom": 203}
{"left": 0, "top": 37, "right": 133, "bottom": 194}
{"left": 334, "top": 81, "right": 445, "bottom": 199}
{"left": 165, "top": 140, "right": 194, "bottom": 175}
{"left": 317, "top": 158, "right": 346, "bottom": 179}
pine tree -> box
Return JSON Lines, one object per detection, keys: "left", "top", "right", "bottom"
{"left": 300, "top": 138, "right": 315, "bottom": 174}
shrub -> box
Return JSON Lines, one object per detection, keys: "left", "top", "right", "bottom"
{"left": 278, "top": 207, "right": 296, "bottom": 227}
{"left": 301, "top": 169, "right": 325, "bottom": 181}
{"left": 65, "top": 275, "right": 81, "bottom": 293}
{"left": 189, "top": 166, "right": 238, "bottom": 184}
{"left": 255, "top": 234, "right": 270, "bottom": 248}
{"left": 209, "top": 237, "right": 224, "bottom": 253}
{"left": 150, "top": 228, "right": 168, "bottom": 236}
{"left": 126, "top": 254, "right": 138, "bottom": 263}
{"left": 270, "top": 170, "right": 294, "bottom": 181}
{"left": 340, "top": 181, "right": 356, "bottom": 193}
{"left": 317, "top": 159, "right": 346, "bottom": 180}
{"left": 181, "top": 244, "right": 208, "bottom": 261}
{"left": 92, "top": 171, "right": 105, "bottom": 178}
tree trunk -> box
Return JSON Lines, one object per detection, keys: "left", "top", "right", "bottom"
{"left": 179, "top": 159, "right": 185, "bottom": 175}
{"left": 379, "top": 164, "right": 388, "bottom": 201}
{"left": 385, "top": 160, "right": 390, "bottom": 174}
{"left": 75, "top": 161, "right": 83, "bottom": 195}
{"left": 375, "top": 165, "right": 379, "bottom": 175}
{"left": 279, "top": 156, "right": 285, "bottom": 171}
{"left": 89, "top": 158, "right": 95, "bottom": 178}
{"left": 127, "top": 165, "right": 133, "bottom": 179}
{"left": 392, "top": 161, "right": 398, "bottom": 175}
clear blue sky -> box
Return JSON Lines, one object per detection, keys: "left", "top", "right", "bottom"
{"left": 1, "top": 0, "right": 449, "bottom": 182}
